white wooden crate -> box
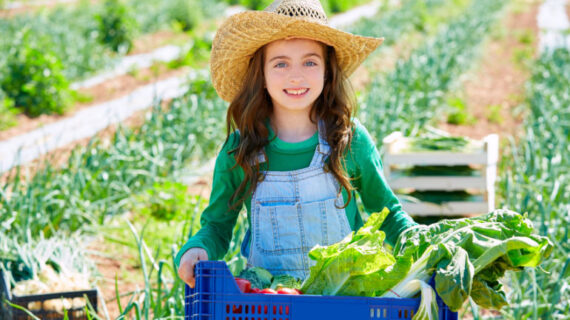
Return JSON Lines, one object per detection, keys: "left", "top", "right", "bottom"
{"left": 382, "top": 131, "right": 498, "bottom": 216}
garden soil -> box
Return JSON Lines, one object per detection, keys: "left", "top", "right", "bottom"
{"left": 437, "top": 1, "right": 540, "bottom": 141}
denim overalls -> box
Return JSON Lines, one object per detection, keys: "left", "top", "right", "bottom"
{"left": 240, "top": 120, "right": 352, "bottom": 279}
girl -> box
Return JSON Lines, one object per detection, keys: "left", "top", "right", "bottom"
{"left": 177, "top": 0, "right": 417, "bottom": 287}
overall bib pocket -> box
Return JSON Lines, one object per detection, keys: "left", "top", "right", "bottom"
{"left": 301, "top": 197, "right": 351, "bottom": 247}
{"left": 254, "top": 201, "right": 302, "bottom": 254}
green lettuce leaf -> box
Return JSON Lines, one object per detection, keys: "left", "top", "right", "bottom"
{"left": 301, "top": 208, "right": 398, "bottom": 296}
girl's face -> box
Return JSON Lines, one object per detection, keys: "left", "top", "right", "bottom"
{"left": 263, "top": 38, "right": 325, "bottom": 116}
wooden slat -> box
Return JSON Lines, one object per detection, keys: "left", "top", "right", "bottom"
{"left": 401, "top": 201, "right": 490, "bottom": 216}
{"left": 384, "top": 153, "right": 488, "bottom": 165}
{"left": 389, "top": 176, "right": 487, "bottom": 190}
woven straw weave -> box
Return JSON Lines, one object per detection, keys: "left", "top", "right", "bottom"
{"left": 268, "top": 0, "right": 328, "bottom": 24}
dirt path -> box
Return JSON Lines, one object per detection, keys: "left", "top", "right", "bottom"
{"left": 436, "top": 0, "right": 540, "bottom": 140}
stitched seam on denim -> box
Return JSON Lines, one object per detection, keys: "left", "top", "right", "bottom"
{"left": 328, "top": 173, "right": 351, "bottom": 234}
{"left": 252, "top": 200, "right": 260, "bottom": 261}
{"left": 293, "top": 173, "right": 309, "bottom": 272}
{"left": 309, "top": 144, "right": 323, "bottom": 167}
{"left": 264, "top": 168, "right": 325, "bottom": 181}
{"left": 321, "top": 201, "right": 328, "bottom": 245}
{"left": 262, "top": 167, "right": 322, "bottom": 180}
{"left": 265, "top": 267, "right": 309, "bottom": 272}
{"left": 270, "top": 206, "right": 282, "bottom": 251}
{"left": 257, "top": 199, "right": 297, "bottom": 204}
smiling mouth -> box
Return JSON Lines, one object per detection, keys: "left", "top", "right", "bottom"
{"left": 284, "top": 88, "right": 309, "bottom": 96}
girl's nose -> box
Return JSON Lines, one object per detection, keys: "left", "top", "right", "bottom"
{"left": 288, "top": 64, "right": 305, "bottom": 83}
{"left": 289, "top": 71, "right": 304, "bottom": 84}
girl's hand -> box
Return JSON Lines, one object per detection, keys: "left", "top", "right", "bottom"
{"left": 178, "top": 247, "right": 208, "bottom": 288}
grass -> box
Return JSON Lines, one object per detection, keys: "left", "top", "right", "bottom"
{"left": 516, "top": 29, "right": 535, "bottom": 45}
{"left": 494, "top": 48, "right": 570, "bottom": 320}
{"left": 485, "top": 104, "right": 503, "bottom": 124}
{"left": 446, "top": 96, "right": 477, "bottom": 125}
{"left": 513, "top": 46, "right": 534, "bottom": 69}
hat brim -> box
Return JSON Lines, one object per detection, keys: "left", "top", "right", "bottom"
{"left": 210, "top": 11, "right": 384, "bottom": 102}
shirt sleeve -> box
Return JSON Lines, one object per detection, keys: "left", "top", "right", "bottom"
{"left": 175, "top": 133, "right": 244, "bottom": 268}
{"left": 349, "top": 119, "right": 417, "bottom": 246}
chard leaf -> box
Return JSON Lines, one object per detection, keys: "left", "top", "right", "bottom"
{"left": 470, "top": 276, "right": 508, "bottom": 309}
{"left": 412, "top": 280, "right": 439, "bottom": 320}
{"left": 393, "top": 209, "right": 553, "bottom": 311}
{"left": 434, "top": 245, "right": 473, "bottom": 312}
{"left": 478, "top": 258, "right": 524, "bottom": 283}
{"left": 394, "top": 209, "right": 547, "bottom": 261}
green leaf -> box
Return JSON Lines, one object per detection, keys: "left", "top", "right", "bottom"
{"left": 470, "top": 276, "right": 508, "bottom": 310}
{"left": 412, "top": 280, "right": 439, "bottom": 320}
{"left": 434, "top": 245, "right": 473, "bottom": 312}
{"left": 301, "top": 208, "right": 397, "bottom": 296}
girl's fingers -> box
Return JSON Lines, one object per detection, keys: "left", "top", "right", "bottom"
{"left": 191, "top": 251, "right": 208, "bottom": 285}
{"left": 178, "top": 248, "right": 208, "bottom": 288}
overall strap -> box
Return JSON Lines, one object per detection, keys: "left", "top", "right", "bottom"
{"left": 309, "top": 119, "right": 330, "bottom": 167}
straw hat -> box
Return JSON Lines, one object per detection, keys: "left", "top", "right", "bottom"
{"left": 210, "top": 0, "right": 384, "bottom": 102}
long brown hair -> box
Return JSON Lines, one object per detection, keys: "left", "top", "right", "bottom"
{"left": 225, "top": 42, "right": 356, "bottom": 210}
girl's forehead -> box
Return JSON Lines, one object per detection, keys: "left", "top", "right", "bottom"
{"left": 264, "top": 38, "right": 325, "bottom": 55}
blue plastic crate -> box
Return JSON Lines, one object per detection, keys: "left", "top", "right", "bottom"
{"left": 184, "top": 261, "right": 457, "bottom": 320}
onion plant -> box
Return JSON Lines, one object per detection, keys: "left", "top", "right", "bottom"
{"left": 0, "top": 77, "right": 227, "bottom": 241}
{"left": 359, "top": 0, "right": 506, "bottom": 144}
{"left": 496, "top": 48, "right": 570, "bottom": 319}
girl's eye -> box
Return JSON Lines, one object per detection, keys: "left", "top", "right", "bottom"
{"left": 275, "top": 62, "right": 287, "bottom": 68}
{"left": 305, "top": 61, "right": 317, "bottom": 66}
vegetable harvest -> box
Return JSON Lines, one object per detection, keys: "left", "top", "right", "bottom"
{"left": 235, "top": 268, "right": 302, "bottom": 294}
{"left": 301, "top": 208, "right": 553, "bottom": 316}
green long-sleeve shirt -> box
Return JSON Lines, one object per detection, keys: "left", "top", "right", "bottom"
{"left": 175, "top": 119, "right": 416, "bottom": 267}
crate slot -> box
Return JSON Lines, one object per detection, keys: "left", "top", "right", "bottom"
{"left": 370, "top": 307, "right": 389, "bottom": 318}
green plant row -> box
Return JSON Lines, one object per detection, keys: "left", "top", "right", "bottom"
{"left": 348, "top": 0, "right": 447, "bottom": 42}
{"left": 0, "top": 78, "right": 227, "bottom": 241}
{"left": 495, "top": 48, "right": 570, "bottom": 319}
{"left": 359, "top": 0, "right": 506, "bottom": 144}
{"left": 0, "top": 0, "right": 226, "bottom": 119}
